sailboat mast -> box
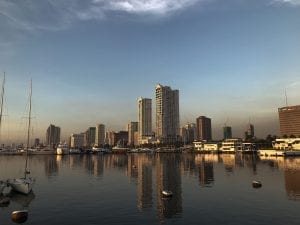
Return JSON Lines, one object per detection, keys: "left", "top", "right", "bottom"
{"left": 0, "top": 73, "right": 5, "bottom": 143}
{"left": 24, "top": 79, "right": 32, "bottom": 178}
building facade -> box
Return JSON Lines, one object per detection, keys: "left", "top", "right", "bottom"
{"left": 95, "top": 124, "right": 105, "bottom": 146}
{"left": 278, "top": 105, "right": 300, "bottom": 137}
{"left": 196, "top": 116, "right": 212, "bottom": 141}
{"left": 138, "top": 97, "right": 152, "bottom": 143}
{"left": 155, "top": 84, "right": 179, "bottom": 144}
{"left": 84, "top": 127, "right": 96, "bottom": 147}
{"left": 244, "top": 123, "right": 254, "bottom": 140}
{"left": 128, "top": 122, "right": 138, "bottom": 146}
{"left": 46, "top": 124, "right": 61, "bottom": 148}
{"left": 223, "top": 126, "right": 232, "bottom": 140}
{"left": 70, "top": 133, "right": 84, "bottom": 148}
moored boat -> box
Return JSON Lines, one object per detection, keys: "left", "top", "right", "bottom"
{"left": 162, "top": 190, "right": 173, "bottom": 197}
{"left": 252, "top": 180, "right": 262, "bottom": 188}
{"left": 8, "top": 80, "right": 35, "bottom": 195}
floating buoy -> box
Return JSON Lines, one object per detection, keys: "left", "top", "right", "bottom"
{"left": 11, "top": 210, "right": 28, "bottom": 223}
{"left": 162, "top": 190, "right": 173, "bottom": 198}
{"left": 252, "top": 180, "right": 262, "bottom": 188}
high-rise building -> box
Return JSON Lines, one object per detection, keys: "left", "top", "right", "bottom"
{"left": 46, "top": 124, "right": 61, "bottom": 148}
{"left": 95, "top": 124, "right": 105, "bottom": 146}
{"left": 70, "top": 133, "right": 84, "bottom": 148}
{"left": 196, "top": 116, "right": 212, "bottom": 141}
{"left": 278, "top": 105, "right": 300, "bottom": 137}
{"left": 155, "top": 84, "right": 179, "bottom": 144}
{"left": 244, "top": 123, "right": 254, "bottom": 140}
{"left": 180, "top": 123, "right": 196, "bottom": 144}
{"left": 138, "top": 97, "right": 152, "bottom": 141}
{"left": 223, "top": 126, "right": 232, "bottom": 140}
{"left": 86, "top": 127, "right": 96, "bottom": 147}
{"left": 128, "top": 122, "right": 138, "bottom": 146}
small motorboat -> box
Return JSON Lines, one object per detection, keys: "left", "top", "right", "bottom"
{"left": 11, "top": 210, "right": 28, "bottom": 223}
{"left": 162, "top": 190, "right": 173, "bottom": 197}
{"left": 252, "top": 180, "right": 262, "bottom": 188}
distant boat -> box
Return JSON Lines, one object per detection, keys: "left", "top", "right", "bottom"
{"left": 252, "top": 180, "right": 262, "bottom": 188}
{"left": 8, "top": 80, "right": 35, "bottom": 195}
{"left": 162, "top": 190, "right": 173, "bottom": 197}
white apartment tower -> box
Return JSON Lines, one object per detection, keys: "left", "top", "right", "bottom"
{"left": 155, "top": 84, "right": 179, "bottom": 144}
{"left": 95, "top": 124, "right": 105, "bottom": 147}
{"left": 138, "top": 97, "right": 152, "bottom": 141}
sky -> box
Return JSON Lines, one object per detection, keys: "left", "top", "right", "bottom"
{"left": 0, "top": 0, "right": 300, "bottom": 144}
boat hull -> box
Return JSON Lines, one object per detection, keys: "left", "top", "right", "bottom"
{"left": 8, "top": 178, "right": 35, "bottom": 195}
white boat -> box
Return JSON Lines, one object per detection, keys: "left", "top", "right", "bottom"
{"left": 8, "top": 80, "right": 35, "bottom": 195}
{"left": 69, "top": 148, "right": 81, "bottom": 154}
{"left": 8, "top": 177, "right": 35, "bottom": 195}
{"left": 252, "top": 180, "right": 262, "bottom": 188}
{"left": 56, "top": 143, "right": 70, "bottom": 155}
{"left": 273, "top": 138, "right": 300, "bottom": 151}
{"left": 220, "top": 139, "right": 242, "bottom": 152}
{"left": 162, "top": 190, "right": 173, "bottom": 197}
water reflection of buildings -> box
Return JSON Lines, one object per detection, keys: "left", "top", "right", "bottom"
{"left": 260, "top": 157, "right": 300, "bottom": 201}
{"left": 220, "top": 154, "right": 235, "bottom": 173}
{"left": 285, "top": 169, "right": 300, "bottom": 200}
{"left": 137, "top": 155, "right": 153, "bottom": 210}
{"left": 156, "top": 154, "right": 182, "bottom": 220}
{"left": 45, "top": 156, "right": 58, "bottom": 177}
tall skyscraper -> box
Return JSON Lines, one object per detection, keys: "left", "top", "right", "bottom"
{"left": 86, "top": 127, "right": 96, "bottom": 147}
{"left": 278, "top": 105, "right": 300, "bottom": 137}
{"left": 138, "top": 97, "right": 152, "bottom": 141}
{"left": 196, "top": 116, "right": 212, "bottom": 141}
{"left": 95, "top": 124, "right": 105, "bottom": 146}
{"left": 244, "top": 123, "right": 254, "bottom": 140}
{"left": 223, "top": 126, "right": 232, "bottom": 140}
{"left": 128, "top": 121, "right": 138, "bottom": 146}
{"left": 46, "top": 124, "right": 61, "bottom": 148}
{"left": 155, "top": 84, "right": 179, "bottom": 144}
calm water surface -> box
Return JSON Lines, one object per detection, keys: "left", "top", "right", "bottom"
{"left": 0, "top": 153, "right": 300, "bottom": 225}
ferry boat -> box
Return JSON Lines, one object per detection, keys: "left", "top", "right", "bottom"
{"left": 272, "top": 138, "right": 300, "bottom": 150}
{"left": 259, "top": 138, "right": 300, "bottom": 157}
{"left": 220, "top": 139, "right": 242, "bottom": 153}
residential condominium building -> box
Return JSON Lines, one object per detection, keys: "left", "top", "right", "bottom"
{"left": 85, "top": 127, "right": 96, "bottom": 147}
{"left": 128, "top": 121, "right": 138, "bottom": 146}
{"left": 95, "top": 124, "right": 105, "bottom": 147}
{"left": 278, "top": 105, "right": 300, "bottom": 137}
{"left": 138, "top": 97, "right": 152, "bottom": 143}
{"left": 46, "top": 124, "right": 61, "bottom": 148}
{"left": 70, "top": 133, "right": 84, "bottom": 148}
{"left": 196, "top": 116, "right": 212, "bottom": 141}
{"left": 155, "top": 84, "right": 179, "bottom": 144}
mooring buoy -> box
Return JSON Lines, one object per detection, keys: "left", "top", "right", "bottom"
{"left": 11, "top": 210, "right": 28, "bottom": 223}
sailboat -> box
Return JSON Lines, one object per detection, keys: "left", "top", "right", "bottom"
{"left": 0, "top": 73, "right": 8, "bottom": 194}
{"left": 8, "top": 79, "right": 35, "bottom": 195}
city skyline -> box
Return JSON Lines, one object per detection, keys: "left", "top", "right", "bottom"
{"left": 0, "top": 0, "right": 300, "bottom": 143}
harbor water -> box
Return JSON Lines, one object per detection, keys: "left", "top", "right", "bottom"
{"left": 1, "top": 153, "right": 300, "bottom": 225}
